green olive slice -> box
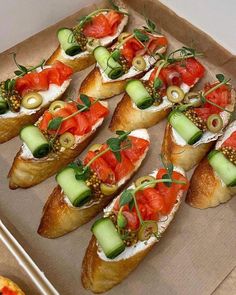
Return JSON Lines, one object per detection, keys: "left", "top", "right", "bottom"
{"left": 166, "top": 86, "right": 185, "bottom": 103}
{"left": 184, "top": 92, "right": 201, "bottom": 107}
{"left": 49, "top": 100, "right": 66, "bottom": 114}
{"left": 132, "top": 56, "right": 146, "bottom": 71}
{"left": 118, "top": 32, "right": 131, "bottom": 43}
{"left": 59, "top": 132, "right": 75, "bottom": 148}
{"left": 117, "top": 211, "right": 127, "bottom": 228}
{"left": 100, "top": 183, "right": 118, "bottom": 196}
{"left": 86, "top": 38, "right": 101, "bottom": 53}
{"left": 138, "top": 221, "right": 158, "bottom": 241}
{"left": 22, "top": 92, "right": 43, "bottom": 109}
{"left": 135, "top": 175, "right": 156, "bottom": 188}
{"left": 206, "top": 114, "right": 223, "bottom": 133}
{"left": 89, "top": 143, "right": 102, "bottom": 153}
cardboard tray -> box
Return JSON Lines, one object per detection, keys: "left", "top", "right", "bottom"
{"left": 0, "top": 0, "right": 235, "bottom": 294}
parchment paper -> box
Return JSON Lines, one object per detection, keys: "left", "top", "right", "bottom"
{"left": 0, "top": 1, "right": 235, "bottom": 294}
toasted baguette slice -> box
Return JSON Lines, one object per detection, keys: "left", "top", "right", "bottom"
{"left": 162, "top": 123, "right": 214, "bottom": 171}
{"left": 8, "top": 102, "right": 108, "bottom": 189}
{"left": 186, "top": 157, "right": 236, "bottom": 208}
{"left": 79, "top": 44, "right": 167, "bottom": 99}
{"left": 46, "top": 47, "right": 95, "bottom": 73}
{"left": 46, "top": 1, "right": 129, "bottom": 73}
{"left": 0, "top": 80, "right": 70, "bottom": 143}
{"left": 38, "top": 129, "right": 150, "bottom": 238}
{"left": 186, "top": 120, "right": 236, "bottom": 208}
{"left": 82, "top": 168, "right": 186, "bottom": 293}
{"left": 79, "top": 67, "right": 130, "bottom": 99}
{"left": 110, "top": 93, "right": 170, "bottom": 131}
{"left": 0, "top": 276, "right": 25, "bottom": 295}
{"left": 162, "top": 89, "right": 235, "bottom": 171}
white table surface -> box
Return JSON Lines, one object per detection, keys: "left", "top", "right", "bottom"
{"left": 1, "top": 0, "right": 236, "bottom": 53}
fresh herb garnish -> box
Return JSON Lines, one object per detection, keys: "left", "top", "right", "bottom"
{"left": 143, "top": 18, "right": 160, "bottom": 34}
{"left": 118, "top": 158, "right": 185, "bottom": 241}
{"left": 68, "top": 131, "right": 131, "bottom": 180}
{"left": 133, "top": 29, "right": 149, "bottom": 42}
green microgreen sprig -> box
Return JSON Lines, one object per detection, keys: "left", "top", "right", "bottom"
{"left": 68, "top": 130, "right": 131, "bottom": 181}
{"left": 118, "top": 156, "right": 186, "bottom": 241}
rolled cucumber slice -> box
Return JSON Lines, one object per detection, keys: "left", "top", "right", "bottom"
{"left": 126, "top": 80, "right": 154, "bottom": 109}
{"left": 56, "top": 167, "right": 92, "bottom": 207}
{"left": 20, "top": 125, "right": 50, "bottom": 158}
{"left": 93, "top": 46, "right": 124, "bottom": 80}
{"left": 208, "top": 150, "right": 236, "bottom": 187}
{"left": 92, "top": 217, "right": 125, "bottom": 259}
{"left": 168, "top": 110, "right": 203, "bottom": 145}
{"left": 57, "top": 28, "right": 82, "bottom": 56}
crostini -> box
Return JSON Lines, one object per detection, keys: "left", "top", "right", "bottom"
{"left": 110, "top": 47, "right": 205, "bottom": 131}
{"left": 162, "top": 76, "right": 235, "bottom": 171}
{"left": 82, "top": 165, "right": 188, "bottom": 293}
{"left": 0, "top": 58, "right": 73, "bottom": 143}
{"left": 79, "top": 20, "right": 168, "bottom": 99}
{"left": 38, "top": 129, "right": 150, "bottom": 238}
{"left": 0, "top": 276, "right": 25, "bottom": 295}
{"left": 186, "top": 120, "right": 236, "bottom": 208}
{"left": 46, "top": 2, "right": 129, "bottom": 72}
{"left": 8, "top": 95, "right": 109, "bottom": 189}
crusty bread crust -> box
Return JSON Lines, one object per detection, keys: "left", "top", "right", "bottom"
{"left": 186, "top": 157, "right": 236, "bottom": 208}
{"left": 79, "top": 67, "right": 129, "bottom": 99}
{"left": 0, "top": 276, "right": 25, "bottom": 295}
{"left": 109, "top": 93, "right": 170, "bottom": 131}
{"left": 162, "top": 123, "right": 214, "bottom": 171}
{"left": 46, "top": 46, "right": 95, "bottom": 73}
{"left": 81, "top": 236, "right": 153, "bottom": 293}
{"left": 38, "top": 183, "right": 123, "bottom": 238}
{"left": 8, "top": 131, "right": 97, "bottom": 189}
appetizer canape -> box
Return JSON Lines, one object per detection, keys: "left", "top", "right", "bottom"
{"left": 47, "top": 1, "right": 129, "bottom": 72}
{"left": 79, "top": 19, "right": 168, "bottom": 99}
{"left": 0, "top": 56, "right": 73, "bottom": 143}
{"left": 8, "top": 94, "right": 109, "bottom": 189}
{"left": 110, "top": 47, "right": 205, "bottom": 131}
{"left": 38, "top": 129, "right": 150, "bottom": 238}
{"left": 82, "top": 162, "right": 188, "bottom": 293}
{"left": 0, "top": 276, "right": 25, "bottom": 295}
{"left": 186, "top": 120, "right": 236, "bottom": 208}
{"left": 162, "top": 75, "right": 235, "bottom": 171}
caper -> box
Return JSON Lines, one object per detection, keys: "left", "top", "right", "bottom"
{"left": 135, "top": 175, "right": 156, "bottom": 188}
{"left": 86, "top": 38, "right": 101, "bottom": 53}
{"left": 59, "top": 132, "right": 75, "bottom": 148}
{"left": 132, "top": 56, "right": 146, "bottom": 71}
{"left": 89, "top": 143, "right": 102, "bottom": 153}
{"left": 166, "top": 86, "right": 185, "bottom": 103}
{"left": 21, "top": 92, "right": 43, "bottom": 109}
{"left": 100, "top": 183, "right": 118, "bottom": 196}
{"left": 138, "top": 221, "right": 158, "bottom": 241}
{"left": 49, "top": 100, "right": 66, "bottom": 114}
{"left": 118, "top": 32, "right": 131, "bottom": 43}
{"left": 206, "top": 114, "right": 223, "bottom": 133}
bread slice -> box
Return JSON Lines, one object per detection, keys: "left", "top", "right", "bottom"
{"left": 0, "top": 276, "right": 25, "bottom": 295}
{"left": 8, "top": 101, "right": 108, "bottom": 189}
{"left": 110, "top": 93, "right": 170, "bottom": 131}
{"left": 81, "top": 168, "right": 185, "bottom": 293}
{"left": 37, "top": 129, "right": 150, "bottom": 238}
{"left": 46, "top": 46, "right": 95, "bottom": 73}
{"left": 0, "top": 80, "right": 70, "bottom": 143}
{"left": 79, "top": 67, "right": 129, "bottom": 99}
{"left": 162, "top": 123, "right": 214, "bottom": 171}
{"left": 185, "top": 157, "right": 236, "bottom": 208}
